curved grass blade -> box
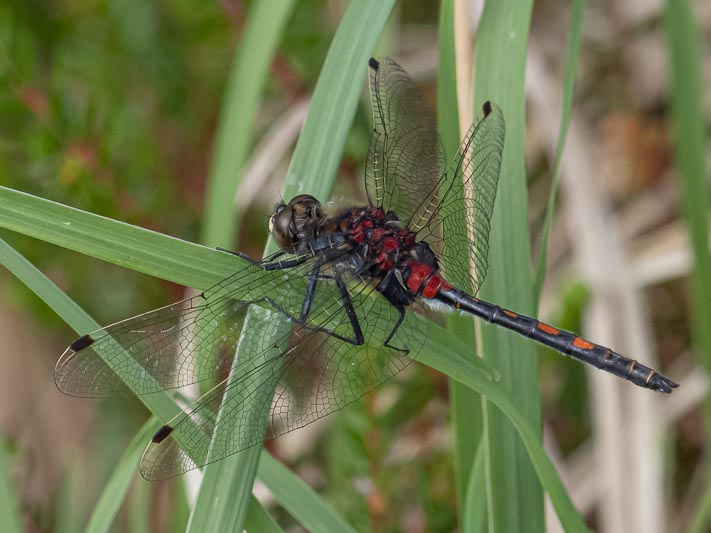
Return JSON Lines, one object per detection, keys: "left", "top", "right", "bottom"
{"left": 0, "top": 186, "right": 238, "bottom": 291}
{"left": 665, "top": 1, "right": 711, "bottom": 530}
{"left": 437, "top": 0, "right": 484, "bottom": 516}
{"left": 86, "top": 420, "right": 158, "bottom": 533}
{"left": 0, "top": 431, "right": 21, "bottom": 533}
{"left": 532, "top": 0, "right": 585, "bottom": 306}
{"left": 473, "top": 2, "right": 544, "bottom": 532}
{"left": 244, "top": 495, "right": 284, "bottom": 533}
{"left": 188, "top": 1, "right": 398, "bottom": 531}
{"left": 258, "top": 453, "right": 358, "bottom": 533}
{"left": 462, "top": 440, "right": 486, "bottom": 533}
{"left": 201, "top": 0, "right": 297, "bottom": 248}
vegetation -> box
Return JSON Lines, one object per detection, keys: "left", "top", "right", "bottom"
{"left": 0, "top": 1, "right": 706, "bottom": 531}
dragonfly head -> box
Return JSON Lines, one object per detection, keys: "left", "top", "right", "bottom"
{"left": 270, "top": 194, "right": 324, "bottom": 249}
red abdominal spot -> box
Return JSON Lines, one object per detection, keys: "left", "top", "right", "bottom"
{"left": 423, "top": 274, "right": 450, "bottom": 298}
{"left": 406, "top": 262, "right": 433, "bottom": 294}
{"left": 573, "top": 337, "right": 595, "bottom": 350}
{"left": 537, "top": 323, "right": 560, "bottom": 335}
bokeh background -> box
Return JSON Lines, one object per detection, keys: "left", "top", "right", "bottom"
{"left": 0, "top": 1, "right": 709, "bottom": 532}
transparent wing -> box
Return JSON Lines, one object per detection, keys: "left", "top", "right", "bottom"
{"left": 139, "top": 276, "right": 426, "bottom": 480}
{"left": 365, "top": 57, "right": 446, "bottom": 230}
{"left": 365, "top": 58, "right": 506, "bottom": 295}
{"left": 55, "top": 245, "right": 357, "bottom": 398}
{"left": 416, "top": 102, "right": 505, "bottom": 294}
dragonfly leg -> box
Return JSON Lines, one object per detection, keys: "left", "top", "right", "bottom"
{"left": 383, "top": 302, "right": 408, "bottom": 353}
{"left": 255, "top": 270, "right": 364, "bottom": 346}
{"left": 298, "top": 262, "right": 321, "bottom": 322}
{"left": 215, "top": 246, "right": 242, "bottom": 256}
{"left": 261, "top": 254, "right": 311, "bottom": 270}
{"left": 217, "top": 246, "right": 313, "bottom": 271}
{"left": 333, "top": 274, "right": 364, "bottom": 345}
{"left": 297, "top": 271, "right": 365, "bottom": 345}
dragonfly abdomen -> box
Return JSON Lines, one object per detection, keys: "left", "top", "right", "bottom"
{"left": 434, "top": 287, "right": 678, "bottom": 393}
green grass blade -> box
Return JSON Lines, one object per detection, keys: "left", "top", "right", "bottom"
{"left": 186, "top": 447, "right": 260, "bottom": 532}
{"left": 462, "top": 441, "right": 486, "bottom": 533}
{"left": 279, "top": 0, "right": 396, "bottom": 204}
{"left": 532, "top": 0, "right": 585, "bottom": 306}
{"left": 437, "top": 0, "right": 484, "bottom": 519}
{"left": 244, "top": 495, "right": 284, "bottom": 533}
{"left": 473, "top": 3, "right": 544, "bottom": 532}
{"left": 437, "top": 0, "right": 460, "bottom": 157}
{"left": 0, "top": 186, "right": 239, "bottom": 291}
{"left": 128, "top": 477, "right": 151, "bottom": 533}
{"left": 665, "top": 1, "right": 711, "bottom": 530}
{"left": 258, "top": 453, "right": 358, "bottom": 533}
{"left": 0, "top": 432, "right": 21, "bottom": 533}
{"left": 86, "top": 419, "right": 158, "bottom": 533}
{"left": 419, "top": 326, "right": 588, "bottom": 532}
{"left": 201, "top": 0, "right": 297, "bottom": 248}
{"left": 187, "top": 1, "right": 397, "bottom": 530}
{"left": 665, "top": 0, "right": 711, "bottom": 381}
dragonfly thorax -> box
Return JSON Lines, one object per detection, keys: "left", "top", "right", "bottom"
{"left": 328, "top": 206, "right": 443, "bottom": 306}
{"left": 272, "top": 196, "right": 443, "bottom": 306}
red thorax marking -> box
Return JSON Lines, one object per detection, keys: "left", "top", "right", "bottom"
{"left": 371, "top": 227, "right": 385, "bottom": 242}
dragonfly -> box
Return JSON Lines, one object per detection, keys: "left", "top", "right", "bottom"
{"left": 55, "top": 57, "right": 678, "bottom": 481}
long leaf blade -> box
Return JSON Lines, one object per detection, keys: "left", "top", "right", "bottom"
{"left": 201, "top": 0, "right": 297, "bottom": 248}
{"left": 473, "top": 3, "right": 544, "bottom": 532}
{"left": 187, "top": 1, "right": 397, "bottom": 531}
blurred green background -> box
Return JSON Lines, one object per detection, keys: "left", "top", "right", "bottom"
{"left": 0, "top": 1, "right": 707, "bottom": 532}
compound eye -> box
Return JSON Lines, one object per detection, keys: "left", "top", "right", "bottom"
{"left": 268, "top": 204, "right": 285, "bottom": 233}
{"left": 288, "top": 193, "right": 318, "bottom": 206}
{"left": 270, "top": 205, "right": 294, "bottom": 249}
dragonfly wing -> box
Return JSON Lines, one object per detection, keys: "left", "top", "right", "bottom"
{"left": 366, "top": 57, "right": 446, "bottom": 227}
{"left": 55, "top": 294, "right": 249, "bottom": 397}
{"left": 139, "top": 278, "right": 426, "bottom": 480}
{"left": 55, "top": 247, "right": 355, "bottom": 398}
{"left": 418, "top": 102, "right": 505, "bottom": 294}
